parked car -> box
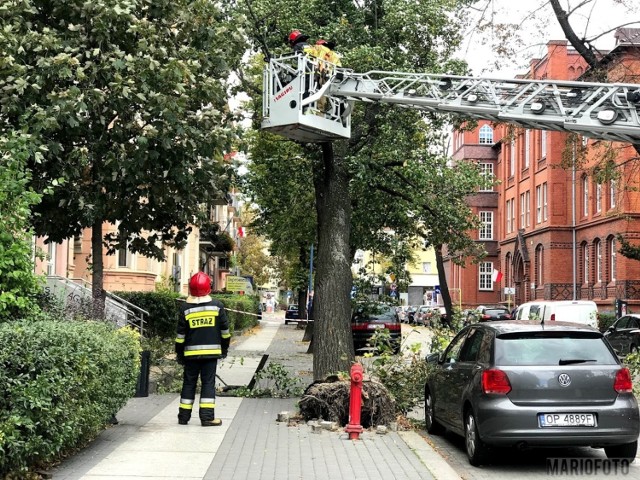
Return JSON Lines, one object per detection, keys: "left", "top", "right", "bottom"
{"left": 514, "top": 300, "right": 598, "bottom": 328}
{"left": 284, "top": 304, "right": 301, "bottom": 324}
{"left": 406, "top": 305, "right": 419, "bottom": 324}
{"left": 604, "top": 314, "right": 640, "bottom": 355}
{"left": 466, "top": 305, "right": 511, "bottom": 323}
{"left": 352, "top": 303, "right": 401, "bottom": 354}
{"left": 424, "top": 321, "right": 639, "bottom": 466}
{"left": 414, "top": 305, "right": 433, "bottom": 326}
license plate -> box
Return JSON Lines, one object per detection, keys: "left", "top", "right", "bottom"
{"left": 538, "top": 413, "right": 596, "bottom": 427}
{"left": 368, "top": 324, "right": 384, "bottom": 330}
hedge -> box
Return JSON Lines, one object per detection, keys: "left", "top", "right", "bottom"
{"left": 0, "top": 319, "right": 140, "bottom": 476}
{"left": 113, "top": 291, "right": 261, "bottom": 339}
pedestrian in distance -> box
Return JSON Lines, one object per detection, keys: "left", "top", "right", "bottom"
{"left": 175, "top": 272, "right": 231, "bottom": 427}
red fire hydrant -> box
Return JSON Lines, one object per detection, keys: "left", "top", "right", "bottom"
{"left": 345, "top": 363, "right": 364, "bottom": 440}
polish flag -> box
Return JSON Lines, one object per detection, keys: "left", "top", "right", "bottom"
{"left": 491, "top": 269, "right": 503, "bottom": 283}
{"left": 237, "top": 226, "right": 245, "bottom": 238}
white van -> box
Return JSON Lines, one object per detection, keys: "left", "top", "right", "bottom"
{"left": 514, "top": 300, "right": 598, "bottom": 328}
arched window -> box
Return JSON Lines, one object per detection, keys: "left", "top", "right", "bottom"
{"left": 594, "top": 239, "right": 602, "bottom": 283}
{"left": 505, "top": 252, "right": 512, "bottom": 287}
{"left": 479, "top": 125, "right": 493, "bottom": 144}
{"left": 535, "top": 244, "right": 544, "bottom": 287}
{"left": 581, "top": 242, "right": 589, "bottom": 284}
{"left": 609, "top": 236, "right": 617, "bottom": 283}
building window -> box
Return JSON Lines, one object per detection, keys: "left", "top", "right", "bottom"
{"left": 582, "top": 242, "right": 589, "bottom": 284}
{"left": 595, "top": 239, "right": 602, "bottom": 284}
{"left": 73, "top": 234, "right": 82, "bottom": 254}
{"left": 505, "top": 252, "right": 512, "bottom": 287}
{"left": 479, "top": 262, "right": 493, "bottom": 291}
{"left": 46, "top": 242, "right": 56, "bottom": 276}
{"left": 541, "top": 130, "right": 547, "bottom": 158}
{"left": 422, "top": 262, "right": 432, "bottom": 274}
{"left": 582, "top": 176, "right": 589, "bottom": 217}
{"left": 506, "top": 199, "right": 514, "bottom": 233}
{"left": 525, "top": 191, "right": 530, "bottom": 227}
{"left": 524, "top": 129, "right": 530, "bottom": 169}
{"left": 479, "top": 211, "right": 493, "bottom": 240}
{"left": 510, "top": 141, "right": 515, "bottom": 177}
{"left": 117, "top": 245, "right": 131, "bottom": 268}
{"left": 479, "top": 125, "right": 493, "bottom": 144}
{"left": 610, "top": 180, "right": 616, "bottom": 208}
{"left": 542, "top": 182, "right": 548, "bottom": 221}
{"left": 536, "top": 185, "right": 542, "bottom": 223}
{"left": 609, "top": 237, "right": 616, "bottom": 283}
{"left": 595, "top": 183, "right": 602, "bottom": 213}
{"left": 535, "top": 245, "right": 544, "bottom": 287}
{"left": 479, "top": 163, "right": 493, "bottom": 192}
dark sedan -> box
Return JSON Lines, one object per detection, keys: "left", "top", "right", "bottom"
{"left": 467, "top": 305, "right": 511, "bottom": 323}
{"left": 284, "top": 304, "right": 301, "bottom": 324}
{"left": 604, "top": 314, "right": 640, "bottom": 355}
{"left": 424, "top": 321, "right": 639, "bottom": 466}
{"left": 352, "top": 303, "right": 401, "bottom": 354}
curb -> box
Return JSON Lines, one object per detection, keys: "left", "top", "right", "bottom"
{"left": 399, "top": 431, "right": 463, "bottom": 480}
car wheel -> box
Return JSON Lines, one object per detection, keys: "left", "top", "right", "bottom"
{"left": 604, "top": 440, "right": 637, "bottom": 460}
{"left": 465, "top": 409, "right": 490, "bottom": 466}
{"left": 424, "top": 389, "right": 445, "bottom": 435}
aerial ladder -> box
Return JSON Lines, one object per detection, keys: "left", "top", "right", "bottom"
{"left": 262, "top": 54, "right": 640, "bottom": 144}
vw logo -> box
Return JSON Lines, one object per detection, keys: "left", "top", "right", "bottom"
{"left": 558, "top": 373, "right": 572, "bottom": 387}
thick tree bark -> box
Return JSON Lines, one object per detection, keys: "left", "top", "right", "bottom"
{"left": 312, "top": 143, "right": 355, "bottom": 380}
{"left": 435, "top": 244, "right": 453, "bottom": 327}
{"left": 91, "top": 220, "right": 106, "bottom": 317}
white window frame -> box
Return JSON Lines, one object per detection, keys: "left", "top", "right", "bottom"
{"left": 524, "top": 129, "right": 530, "bottom": 169}
{"left": 583, "top": 244, "right": 589, "bottom": 284}
{"left": 479, "top": 124, "right": 494, "bottom": 144}
{"left": 595, "top": 183, "right": 602, "bottom": 213}
{"left": 595, "top": 240, "right": 602, "bottom": 283}
{"left": 583, "top": 176, "right": 589, "bottom": 216}
{"left": 520, "top": 193, "right": 525, "bottom": 229}
{"left": 479, "top": 163, "right": 493, "bottom": 192}
{"left": 506, "top": 199, "right": 513, "bottom": 233}
{"left": 479, "top": 211, "right": 493, "bottom": 240}
{"left": 610, "top": 180, "right": 616, "bottom": 208}
{"left": 543, "top": 182, "right": 548, "bottom": 221}
{"left": 510, "top": 141, "right": 515, "bottom": 177}
{"left": 536, "top": 185, "right": 542, "bottom": 223}
{"left": 46, "top": 242, "right": 56, "bottom": 276}
{"left": 610, "top": 238, "right": 616, "bottom": 282}
{"left": 117, "top": 244, "right": 133, "bottom": 268}
{"left": 479, "top": 262, "right": 493, "bottom": 291}
{"left": 541, "top": 130, "right": 547, "bottom": 158}
{"left": 422, "top": 262, "right": 432, "bottom": 274}
{"left": 525, "top": 190, "right": 531, "bottom": 227}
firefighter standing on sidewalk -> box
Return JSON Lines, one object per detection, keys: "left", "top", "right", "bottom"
{"left": 175, "top": 272, "right": 231, "bottom": 426}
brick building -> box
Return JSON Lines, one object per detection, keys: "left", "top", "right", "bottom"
{"left": 446, "top": 31, "right": 640, "bottom": 312}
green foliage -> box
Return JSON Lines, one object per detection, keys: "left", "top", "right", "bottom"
{"left": 0, "top": 319, "right": 140, "bottom": 476}
{"left": 248, "top": 361, "right": 304, "bottom": 398}
{"left": 624, "top": 351, "right": 640, "bottom": 397}
{"left": 0, "top": 133, "right": 45, "bottom": 322}
{"left": 366, "top": 340, "right": 431, "bottom": 416}
{"left": 113, "top": 290, "right": 181, "bottom": 339}
{"left": 0, "top": 0, "right": 247, "bottom": 302}
{"left": 598, "top": 312, "right": 617, "bottom": 333}
{"left": 429, "top": 326, "right": 457, "bottom": 355}
{"left": 212, "top": 293, "right": 261, "bottom": 333}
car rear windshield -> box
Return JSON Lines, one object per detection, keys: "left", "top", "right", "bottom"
{"left": 352, "top": 305, "right": 397, "bottom": 324}
{"left": 495, "top": 331, "right": 617, "bottom": 366}
{"left": 486, "top": 308, "right": 508, "bottom": 315}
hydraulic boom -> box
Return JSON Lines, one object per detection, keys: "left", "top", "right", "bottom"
{"left": 262, "top": 54, "right": 640, "bottom": 144}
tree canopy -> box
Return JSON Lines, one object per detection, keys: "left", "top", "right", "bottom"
{"left": 0, "top": 0, "right": 246, "bottom": 304}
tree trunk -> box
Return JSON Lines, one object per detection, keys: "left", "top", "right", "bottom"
{"left": 435, "top": 244, "right": 453, "bottom": 327}
{"left": 312, "top": 143, "right": 355, "bottom": 380}
{"left": 91, "top": 220, "right": 106, "bottom": 317}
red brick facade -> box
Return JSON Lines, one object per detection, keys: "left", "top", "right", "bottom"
{"left": 446, "top": 35, "right": 640, "bottom": 312}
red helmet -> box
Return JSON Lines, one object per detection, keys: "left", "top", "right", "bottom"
{"left": 288, "top": 29, "right": 309, "bottom": 45}
{"left": 189, "top": 272, "right": 211, "bottom": 297}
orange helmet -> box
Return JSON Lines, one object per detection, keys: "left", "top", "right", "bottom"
{"left": 288, "top": 29, "right": 309, "bottom": 46}
{"left": 189, "top": 272, "right": 212, "bottom": 297}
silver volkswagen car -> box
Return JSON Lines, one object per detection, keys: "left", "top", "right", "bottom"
{"left": 424, "top": 321, "right": 639, "bottom": 466}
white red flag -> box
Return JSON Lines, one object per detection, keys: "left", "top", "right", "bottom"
{"left": 491, "top": 269, "right": 503, "bottom": 283}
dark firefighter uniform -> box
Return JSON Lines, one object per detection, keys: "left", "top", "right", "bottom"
{"left": 175, "top": 272, "right": 231, "bottom": 426}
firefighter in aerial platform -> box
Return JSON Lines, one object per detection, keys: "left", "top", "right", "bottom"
{"left": 175, "top": 272, "right": 231, "bottom": 426}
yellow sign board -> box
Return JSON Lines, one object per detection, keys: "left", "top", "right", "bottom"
{"left": 226, "top": 275, "right": 254, "bottom": 294}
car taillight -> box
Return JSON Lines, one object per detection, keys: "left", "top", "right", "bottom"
{"left": 481, "top": 314, "right": 490, "bottom": 320}
{"left": 614, "top": 368, "right": 633, "bottom": 393}
{"left": 386, "top": 323, "right": 401, "bottom": 331}
{"left": 482, "top": 369, "right": 512, "bottom": 394}
{"left": 550, "top": 313, "right": 555, "bottom": 321}
{"left": 351, "top": 324, "right": 369, "bottom": 331}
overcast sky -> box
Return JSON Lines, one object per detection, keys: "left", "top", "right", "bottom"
{"left": 458, "top": 0, "right": 640, "bottom": 78}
